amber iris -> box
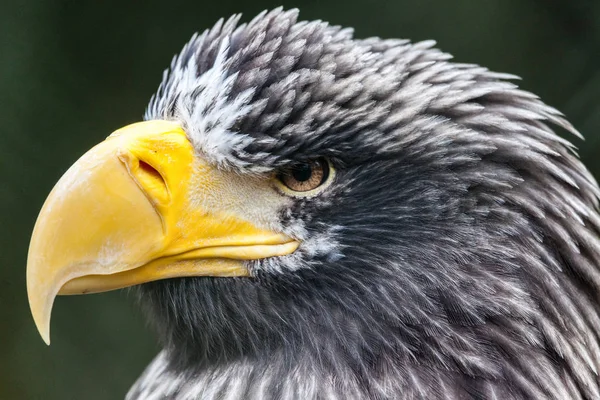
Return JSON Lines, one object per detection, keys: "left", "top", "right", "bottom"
{"left": 279, "top": 158, "right": 330, "bottom": 192}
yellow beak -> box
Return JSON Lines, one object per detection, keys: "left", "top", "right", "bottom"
{"left": 27, "top": 120, "right": 298, "bottom": 345}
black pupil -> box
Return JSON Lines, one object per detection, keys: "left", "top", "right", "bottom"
{"left": 291, "top": 164, "right": 313, "bottom": 182}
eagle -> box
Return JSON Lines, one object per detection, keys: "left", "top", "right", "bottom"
{"left": 26, "top": 8, "right": 600, "bottom": 400}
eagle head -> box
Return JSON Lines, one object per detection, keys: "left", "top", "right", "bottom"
{"left": 27, "top": 8, "right": 600, "bottom": 399}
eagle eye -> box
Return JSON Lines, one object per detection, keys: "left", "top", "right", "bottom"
{"left": 276, "top": 158, "right": 334, "bottom": 196}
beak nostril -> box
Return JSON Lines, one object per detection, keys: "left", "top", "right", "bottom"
{"left": 134, "top": 159, "right": 170, "bottom": 206}
{"left": 138, "top": 160, "right": 162, "bottom": 184}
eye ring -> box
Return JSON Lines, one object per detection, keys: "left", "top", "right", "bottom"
{"left": 275, "top": 158, "right": 335, "bottom": 197}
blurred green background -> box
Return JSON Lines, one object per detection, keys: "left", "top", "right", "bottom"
{"left": 1, "top": 0, "right": 598, "bottom": 398}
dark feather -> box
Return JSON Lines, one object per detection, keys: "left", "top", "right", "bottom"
{"left": 131, "top": 8, "right": 600, "bottom": 399}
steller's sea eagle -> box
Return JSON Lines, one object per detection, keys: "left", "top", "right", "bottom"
{"left": 27, "top": 8, "right": 600, "bottom": 400}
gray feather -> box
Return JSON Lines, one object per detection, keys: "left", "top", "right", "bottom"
{"left": 131, "top": 8, "right": 600, "bottom": 400}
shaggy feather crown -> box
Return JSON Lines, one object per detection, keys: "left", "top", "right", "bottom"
{"left": 145, "top": 8, "right": 584, "bottom": 174}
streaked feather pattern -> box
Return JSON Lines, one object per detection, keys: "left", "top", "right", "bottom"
{"left": 131, "top": 8, "right": 600, "bottom": 399}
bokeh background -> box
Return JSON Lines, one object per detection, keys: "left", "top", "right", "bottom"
{"left": 1, "top": 0, "right": 599, "bottom": 398}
